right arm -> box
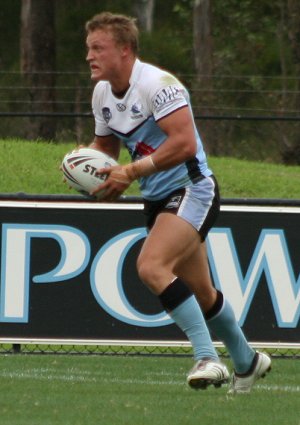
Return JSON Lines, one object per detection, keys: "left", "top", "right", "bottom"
{"left": 90, "top": 81, "right": 121, "bottom": 161}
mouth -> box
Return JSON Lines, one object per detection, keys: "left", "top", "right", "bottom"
{"left": 90, "top": 64, "right": 100, "bottom": 71}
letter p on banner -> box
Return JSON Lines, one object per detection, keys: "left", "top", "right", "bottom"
{"left": 0, "top": 224, "right": 90, "bottom": 323}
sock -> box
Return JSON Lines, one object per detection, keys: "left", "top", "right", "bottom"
{"left": 206, "top": 291, "right": 255, "bottom": 373}
{"left": 159, "top": 278, "right": 218, "bottom": 361}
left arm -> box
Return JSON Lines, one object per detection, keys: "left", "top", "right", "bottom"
{"left": 91, "top": 106, "right": 197, "bottom": 200}
{"left": 151, "top": 106, "right": 197, "bottom": 171}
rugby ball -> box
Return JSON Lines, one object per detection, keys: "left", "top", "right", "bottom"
{"left": 61, "top": 148, "right": 118, "bottom": 198}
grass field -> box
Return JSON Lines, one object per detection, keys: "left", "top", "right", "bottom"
{"left": 1, "top": 139, "right": 299, "bottom": 424}
{"left": 1, "top": 138, "right": 300, "bottom": 198}
{"left": 0, "top": 354, "right": 299, "bottom": 425}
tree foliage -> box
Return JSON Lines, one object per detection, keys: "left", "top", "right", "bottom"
{"left": 0, "top": 0, "right": 299, "bottom": 162}
{"left": 21, "top": 0, "right": 56, "bottom": 140}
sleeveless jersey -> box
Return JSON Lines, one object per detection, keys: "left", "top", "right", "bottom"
{"left": 92, "top": 59, "right": 212, "bottom": 200}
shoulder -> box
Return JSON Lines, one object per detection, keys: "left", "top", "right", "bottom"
{"left": 92, "top": 81, "right": 109, "bottom": 99}
{"left": 134, "top": 60, "right": 184, "bottom": 94}
{"left": 91, "top": 81, "right": 112, "bottom": 113}
{"left": 133, "top": 61, "right": 189, "bottom": 115}
{"left": 134, "top": 61, "right": 189, "bottom": 118}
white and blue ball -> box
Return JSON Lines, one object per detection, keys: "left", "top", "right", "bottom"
{"left": 61, "top": 148, "right": 118, "bottom": 198}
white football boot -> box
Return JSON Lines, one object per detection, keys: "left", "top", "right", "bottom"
{"left": 187, "top": 358, "right": 230, "bottom": 390}
{"left": 228, "top": 351, "right": 271, "bottom": 394}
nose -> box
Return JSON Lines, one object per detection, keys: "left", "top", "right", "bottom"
{"left": 86, "top": 49, "right": 93, "bottom": 62}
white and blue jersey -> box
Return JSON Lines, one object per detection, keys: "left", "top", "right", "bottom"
{"left": 92, "top": 59, "right": 213, "bottom": 201}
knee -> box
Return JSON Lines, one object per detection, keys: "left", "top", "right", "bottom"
{"left": 136, "top": 254, "right": 155, "bottom": 284}
{"left": 136, "top": 254, "right": 163, "bottom": 292}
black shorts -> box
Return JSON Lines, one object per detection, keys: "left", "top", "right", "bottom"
{"left": 143, "top": 175, "right": 220, "bottom": 241}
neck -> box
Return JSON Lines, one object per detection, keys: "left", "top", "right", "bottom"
{"left": 112, "top": 85, "right": 130, "bottom": 98}
{"left": 110, "top": 57, "right": 136, "bottom": 97}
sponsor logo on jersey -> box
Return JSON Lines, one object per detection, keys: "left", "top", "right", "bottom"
{"left": 153, "top": 85, "right": 184, "bottom": 112}
{"left": 102, "top": 107, "right": 112, "bottom": 123}
{"left": 116, "top": 103, "right": 126, "bottom": 112}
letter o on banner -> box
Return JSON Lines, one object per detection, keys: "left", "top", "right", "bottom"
{"left": 90, "top": 228, "right": 173, "bottom": 327}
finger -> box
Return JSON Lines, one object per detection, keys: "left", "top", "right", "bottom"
{"left": 99, "top": 187, "right": 120, "bottom": 202}
{"left": 94, "top": 179, "right": 124, "bottom": 201}
{"left": 90, "top": 176, "right": 112, "bottom": 195}
{"left": 97, "top": 167, "right": 112, "bottom": 175}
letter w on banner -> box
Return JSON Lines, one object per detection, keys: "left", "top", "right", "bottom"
{"left": 207, "top": 228, "right": 300, "bottom": 328}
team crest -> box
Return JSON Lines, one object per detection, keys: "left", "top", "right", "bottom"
{"left": 102, "top": 107, "right": 112, "bottom": 123}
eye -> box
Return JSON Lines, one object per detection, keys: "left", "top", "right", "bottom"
{"left": 86, "top": 43, "right": 102, "bottom": 53}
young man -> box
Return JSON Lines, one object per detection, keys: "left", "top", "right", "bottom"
{"left": 84, "top": 11, "right": 271, "bottom": 393}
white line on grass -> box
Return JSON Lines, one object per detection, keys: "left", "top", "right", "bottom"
{"left": 0, "top": 370, "right": 182, "bottom": 386}
{"left": 255, "top": 384, "right": 300, "bottom": 393}
{"left": 1, "top": 369, "right": 300, "bottom": 393}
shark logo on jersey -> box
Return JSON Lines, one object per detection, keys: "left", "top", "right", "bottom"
{"left": 102, "top": 107, "right": 112, "bottom": 123}
{"left": 130, "top": 102, "right": 143, "bottom": 119}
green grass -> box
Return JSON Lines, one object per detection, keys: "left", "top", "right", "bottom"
{"left": 1, "top": 140, "right": 299, "bottom": 423}
{"left": 0, "top": 354, "right": 299, "bottom": 425}
{"left": 1, "top": 138, "right": 300, "bottom": 199}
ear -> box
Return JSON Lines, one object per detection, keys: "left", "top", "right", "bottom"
{"left": 120, "top": 44, "right": 132, "bottom": 58}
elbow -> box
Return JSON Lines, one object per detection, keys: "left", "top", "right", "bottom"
{"left": 190, "top": 144, "right": 198, "bottom": 158}
{"left": 183, "top": 140, "right": 197, "bottom": 159}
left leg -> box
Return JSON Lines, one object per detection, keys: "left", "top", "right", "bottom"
{"left": 175, "top": 242, "right": 256, "bottom": 374}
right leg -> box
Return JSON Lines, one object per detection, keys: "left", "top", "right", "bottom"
{"left": 137, "top": 212, "right": 229, "bottom": 389}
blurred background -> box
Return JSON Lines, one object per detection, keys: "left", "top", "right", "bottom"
{"left": 0, "top": 0, "right": 299, "bottom": 163}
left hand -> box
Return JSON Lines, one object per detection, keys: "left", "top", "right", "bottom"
{"left": 90, "top": 156, "right": 156, "bottom": 201}
{"left": 90, "top": 164, "right": 133, "bottom": 201}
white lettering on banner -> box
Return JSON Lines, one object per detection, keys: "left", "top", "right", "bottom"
{"left": 0, "top": 224, "right": 90, "bottom": 322}
{"left": 206, "top": 228, "right": 300, "bottom": 328}
{"left": 0, "top": 224, "right": 299, "bottom": 328}
{"left": 90, "top": 228, "right": 172, "bottom": 327}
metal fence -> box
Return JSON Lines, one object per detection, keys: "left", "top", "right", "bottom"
{"left": 0, "top": 342, "right": 299, "bottom": 358}
{"left": 0, "top": 71, "right": 299, "bottom": 162}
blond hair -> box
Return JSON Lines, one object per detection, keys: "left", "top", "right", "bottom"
{"left": 85, "top": 11, "right": 139, "bottom": 54}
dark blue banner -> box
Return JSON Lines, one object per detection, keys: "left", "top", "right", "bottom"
{"left": 0, "top": 199, "right": 299, "bottom": 344}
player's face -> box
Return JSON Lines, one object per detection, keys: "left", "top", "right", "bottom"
{"left": 86, "top": 29, "right": 124, "bottom": 82}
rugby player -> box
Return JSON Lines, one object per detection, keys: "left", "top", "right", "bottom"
{"left": 84, "top": 11, "right": 271, "bottom": 393}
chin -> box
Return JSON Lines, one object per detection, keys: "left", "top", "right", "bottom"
{"left": 91, "top": 73, "right": 101, "bottom": 82}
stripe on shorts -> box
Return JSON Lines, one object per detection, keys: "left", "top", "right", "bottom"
{"left": 177, "top": 176, "right": 216, "bottom": 231}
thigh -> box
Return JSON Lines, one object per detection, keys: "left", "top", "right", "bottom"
{"left": 139, "top": 213, "right": 216, "bottom": 309}
{"left": 139, "top": 212, "right": 200, "bottom": 274}
{"left": 138, "top": 212, "right": 217, "bottom": 309}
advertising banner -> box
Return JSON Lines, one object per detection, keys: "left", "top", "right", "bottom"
{"left": 0, "top": 200, "right": 299, "bottom": 345}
